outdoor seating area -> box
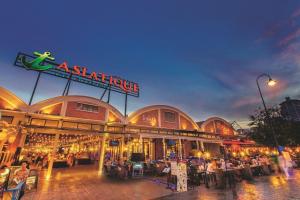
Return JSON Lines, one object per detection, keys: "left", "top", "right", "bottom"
{"left": 0, "top": 162, "right": 39, "bottom": 200}
{"left": 102, "top": 147, "right": 300, "bottom": 193}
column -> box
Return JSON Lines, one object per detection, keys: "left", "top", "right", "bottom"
{"left": 18, "top": 129, "right": 28, "bottom": 147}
{"left": 120, "top": 135, "right": 125, "bottom": 161}
{"left": 46, "top": 133, "right": 60, "bottom": 180}
{"left": 196, "top": 141, "right": 200, "bottom": 150}
{"left": 162, "top": 138, "right": 166, "bottom": 160}
{"left": 200, "top": 141, "right": 205, "bottom": 151}
{"left": 127, "top": 140, "right": 131, "bottom": 160}
{"left": 98, "top": 132, "right": 109, "bottom": 176}
{"left": 178, "top": 139, "right": 182, "bottom": 159}
{"left": 139, "top": 135, "right": 143, "bottom": 153}
{"left": 213, "top": 121, "right": 217, "bottom": 134}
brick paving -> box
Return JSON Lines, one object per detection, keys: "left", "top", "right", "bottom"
{"left": 22, "top": 165, "right": 172, "bottom": 200}
{"left": 21, "top": 166, "right": 300, "bottom": 200}
{"left": 156, "top": 170, "right": 300, "bottom": 200}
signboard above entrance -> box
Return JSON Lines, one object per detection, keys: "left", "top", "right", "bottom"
{"left": 14, "top": 51, "right": 140, "bottom": 97}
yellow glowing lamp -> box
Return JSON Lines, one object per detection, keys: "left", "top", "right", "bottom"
{"left": 150, "top": 118, "right": 157, "bottom": 127}
{"left": 0, "top": 130, "right": 7, "bottom": 141}
{"left": 197, "top": 152, "right": 202, "bottom": 157}
{"left": 267, "top": 78, "right": 276, "bottom": 87}
{"left": 8, "top": 135, "right": 16, "bottom": 144}
{"left": 204, "top": 152, "right": 210, "bottom": 158}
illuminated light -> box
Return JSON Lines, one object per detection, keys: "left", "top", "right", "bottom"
{"left": 204, "top": 152, "right": 210, "bottom": 158}
{"left": 18, "top": 51, "right": 140, "bottom": 95}
{"left": 272, "top": 150, "right": 278, "bottom": 155}
{"left": 150, "top": 118, "right": 157, "bottom": 127}
{"left": 181, "top": 123, "right": 187, "bottom": 130}
{"left": 232, "top": 152, "right": 237, "bottom": 157}
{"left": 0, "top": 130, "right": 7, "bottom": 141}
{"left": 8, "top": 135, "right": 16, "bottom": 144}
{"left": 4, "top": 105, "right": 14, "bottom": 110}
{"left": 197, "top": 152, "right": 202, "bottom": 157}
{"left": 108, "top": 112, "right": 117, "bottom": 123}
{"left": 240, "top": 152, "right": 245, "bottom": 157}
{"left": 267, "top": 79, "right": 276, "bottom": 87}
{"left": 130, "top": 117, "right": 138, "bottom": 125}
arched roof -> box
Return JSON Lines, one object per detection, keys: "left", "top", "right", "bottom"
{"left": 29, "top": 95, "right": 125, "bottom": 122}
{"left": 0, "top": 87, "right": 28, "bottom": 111}
{"left": 200, "top": 117, "right": 235, "bottom": 133}
{"left": 128, "top": 105, "right": 199, "bottom": 130}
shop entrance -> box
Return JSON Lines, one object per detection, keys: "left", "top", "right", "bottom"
{"left": 20, "top": 132, "right": 126, "bottom": 177}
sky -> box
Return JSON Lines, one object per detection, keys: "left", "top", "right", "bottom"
{"left": 0, "top": 1, "right": 300, "bottom": 127}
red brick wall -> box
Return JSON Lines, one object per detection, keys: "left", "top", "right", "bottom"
{"left": 160, "top": 109, "right": 179, "bottom": 129}
{"left": 131, "top": 110, "right": 159, "bottom": 127}
{"left": 65, "top": 101, "right": 106, "bottom": 121}
{"left": 0, "top": 98, "right": 11, "bottom": 110}
{"left": 183, "top": 140, "right": 193, "bottom": 158}
{"left": 180, "top": 116, "right": 195, "bottom": 131}
{"left": 215, "top": 121, "right": 234, "bottom": 135}
{"left": 108, "top": 111, "right": 121, "bottom": 123}
{"left": 41, "top": 103, "right": 62, "bottom": 115}
{"left": 204, "top": 121, "right": 215, "bottom": 133}
{"left": 0, "top": 98, "right": 6, "bottom": 109}
{"left": 155, "top": 139, "right": 164, "bottom": 160}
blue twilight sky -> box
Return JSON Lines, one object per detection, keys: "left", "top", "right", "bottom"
{"left": 0, "top": 1, "right": 300, "bottom": 127}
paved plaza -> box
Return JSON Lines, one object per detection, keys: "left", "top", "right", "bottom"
{"left": 22, "top": 165, "right": 172, "bottom": 200}
{"left": 157, "top": 171, "right": 300, "bottom": 200}
{"left": 20, "top": 165, "right": 300, "bottom": 200}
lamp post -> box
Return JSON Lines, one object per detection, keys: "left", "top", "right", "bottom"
{"left": 256, "top": 73, "right": 279, "bottom": 147}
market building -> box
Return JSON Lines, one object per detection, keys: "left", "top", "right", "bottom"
{"left": 0, "top": 86, "right": 241, "bottom": 178}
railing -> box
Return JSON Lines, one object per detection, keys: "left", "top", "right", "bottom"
{"left": 27, "top": 117, "right": 223, "bottom": 140}
{"left": 0, "top": 151, "right": 15, "bottom": 166}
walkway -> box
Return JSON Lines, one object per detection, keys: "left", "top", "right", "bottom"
{"left": 22, "top": 165, "right": 172, "bottom": 200}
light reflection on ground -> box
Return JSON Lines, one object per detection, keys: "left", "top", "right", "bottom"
{"left": 157, "top": 170, "right": 300, "bottom": 200}
{"left": 22, "top": 166, "right": 300, "bottom": 200}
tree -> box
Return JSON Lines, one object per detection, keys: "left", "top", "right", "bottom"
{"left": 248, "top": 106, "right": 300, "bottom": 147}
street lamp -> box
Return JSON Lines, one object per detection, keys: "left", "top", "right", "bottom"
{"left": 256, "top": 73, "right": 279, "bottom": 147}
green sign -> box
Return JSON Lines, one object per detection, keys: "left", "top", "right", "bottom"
{"left": 21, "top": 51, "right": 55, "bottom": 71}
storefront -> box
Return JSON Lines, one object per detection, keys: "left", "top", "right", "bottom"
{"left": 0, "top": 87, "right": 239, "bottom": 178}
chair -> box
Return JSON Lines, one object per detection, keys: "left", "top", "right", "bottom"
{"left": 6, "top": 182, "right": 25, "bottom": 200}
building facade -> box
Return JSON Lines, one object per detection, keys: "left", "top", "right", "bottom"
{"left": 0, "top": 87, "right": 242, "bottom": 177}
{"left": 280, "top": 97, "right": 300, "bottom": 121}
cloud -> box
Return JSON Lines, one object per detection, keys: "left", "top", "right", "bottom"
{"left": 257, "top": 7, "right": 300, "bottom": 43}
{"left": 278, "top": 28, "right": 300, "bottom": 46}
{"left": 233, "top": 96, "right": 260, "bottom": 108}
{"left": 292, "top": 8, "right": 300, "bottom": 18}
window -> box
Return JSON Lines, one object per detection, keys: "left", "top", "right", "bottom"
{"left": 62, "top": 121, "right": 77, "bottom": 129}
{"left": 76, "top": 103, "right": 99, "bottom": 113}
{"left": 1, "top": 116, "right": 14, "bottom": 124}
{"left": 78, "top": 123, "right": 91, "bottom": 130}
{"left": 164, "top": 112, "right": 175, "bottom": 122}
{"left": 31, "top": 119, "right": 46, "bottom": 126}
{"left": 45, "top": 120, "right": 59, "bottom": 127}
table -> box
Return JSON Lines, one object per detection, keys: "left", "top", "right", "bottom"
{"left": 53, "top": 160, "right": 68, "bottom": 168}
{"left": 77, "top": 158, "right": 92, "bottom": 165}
